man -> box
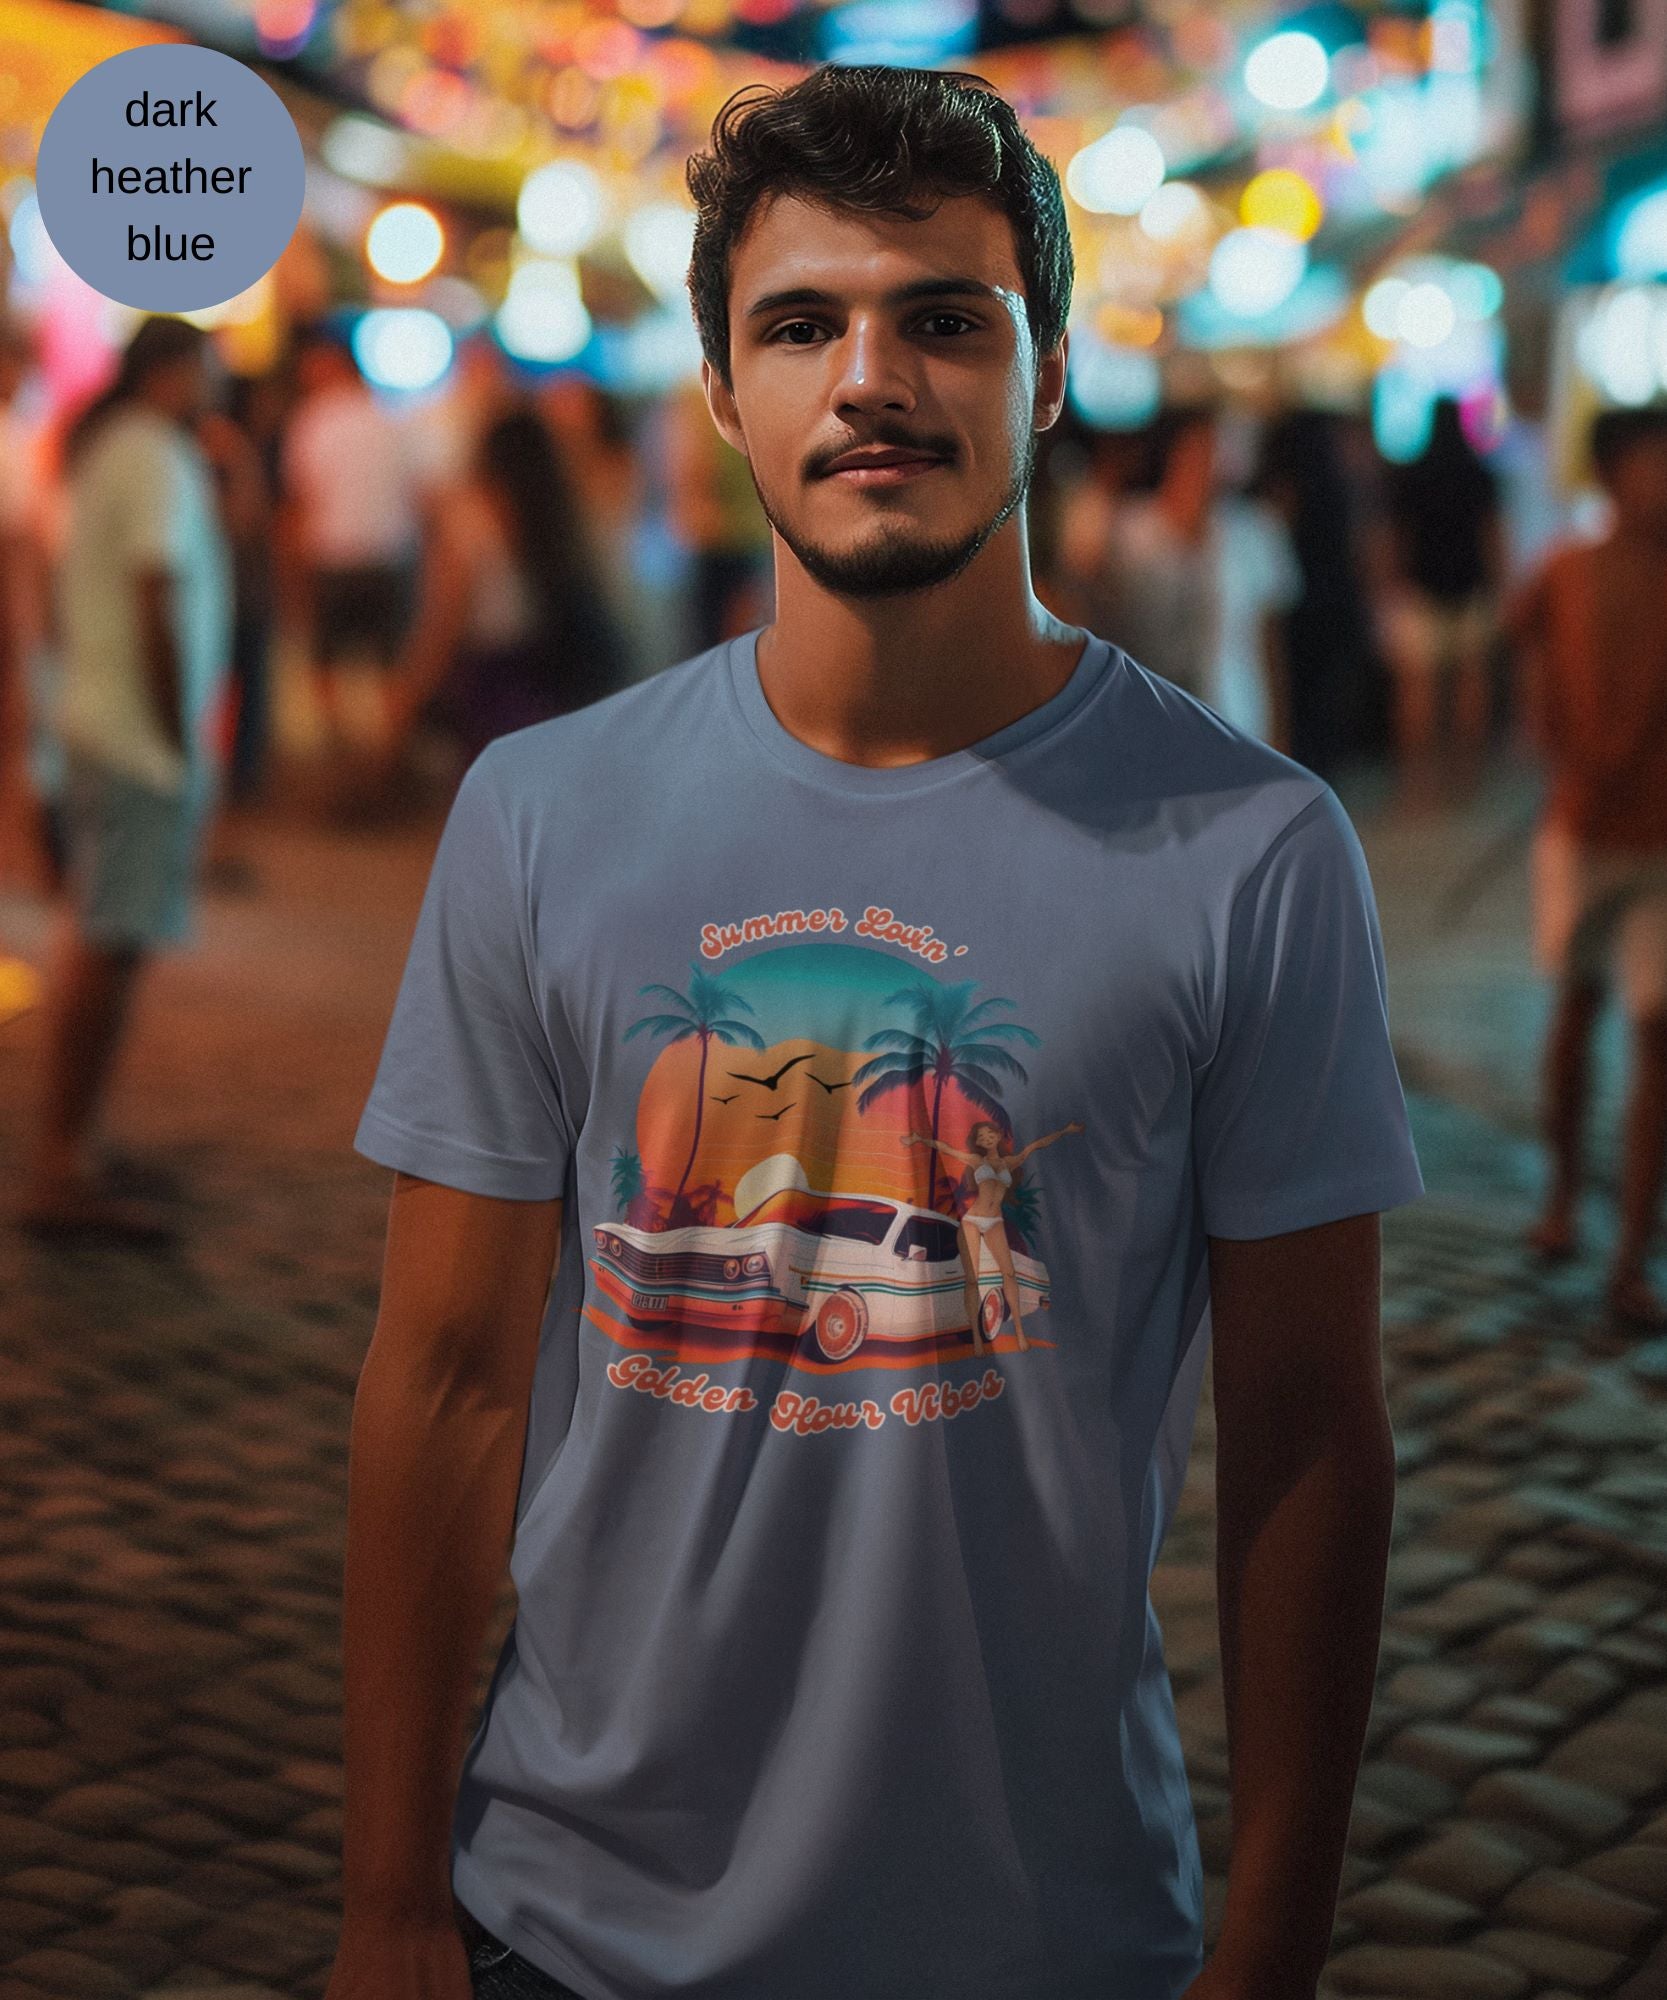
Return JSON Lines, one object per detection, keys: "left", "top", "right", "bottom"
{"left": 334, "top": 64, "right": 1424, "bottom": 2000}
{"left": 16, "top": 316, "right": 230, "bottom": 1242}
{"left": 1513, "top": 406, "right": 1667, "bottom": 1330}
{"left": 279, "top": 324, "right": 420, "bottom": 744}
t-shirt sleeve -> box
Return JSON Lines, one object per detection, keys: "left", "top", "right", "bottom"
{"left": 106, "top": 426, "right": 187, "bottom": 572}
{"left": 1191, "top": 786, "right": 1425, "bottom": 1238}
{"left": 353, "top": 747, "right": 574, "bottom": 1200}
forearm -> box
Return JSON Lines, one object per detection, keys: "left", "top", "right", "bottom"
{"left": 136, "top": 573, "right": 185, "bottom": 755}
{"left": 1210, "top": 1425, "right": 1396, "bottom": 1990}
{"left": 340, "top": 1341, "right": 529, "bottom": 1923}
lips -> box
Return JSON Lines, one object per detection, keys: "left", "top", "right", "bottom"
{"left": 823, "top": 448, "right": 944, "bottom": 475}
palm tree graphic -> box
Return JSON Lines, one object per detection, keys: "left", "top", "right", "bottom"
{"left": 624, "top": 963, "right": 765, "bottom": 1226}
{"left": 997, "top": 1175, "right": 1043, "bottom": 1256}
{"left": 610, "top": 1147, "right": 645, "bottom": 1219}
{"left": 852, "top": 978, "right": 1040, "bottom": 1216}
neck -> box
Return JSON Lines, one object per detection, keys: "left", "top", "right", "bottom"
{"left": 753, "top": 518, "right": 1088, "bottom": 770}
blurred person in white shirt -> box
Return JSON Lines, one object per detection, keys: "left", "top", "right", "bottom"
{"left": 16, "top": 316, "right": 230, "bottom": 1244}
{"left": 279, "top": 324, "right": 420, "bottom": 744}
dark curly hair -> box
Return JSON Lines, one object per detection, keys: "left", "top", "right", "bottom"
{"left": 685, "top": 63, "right": 1073, "bottom": 393}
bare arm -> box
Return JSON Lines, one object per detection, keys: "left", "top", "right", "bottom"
{"left": 338, "top": 1174, "right": 561, "bottom": 1935}
{"left": 903, "top": 1131, "right": 977, "bottom": 1166}
{"left": 135, "top": 567, "right": 186, "bottom": 758}
{"left": 1014, "top": 1121, "right": 1083, "bottom": 1164}
{"left": 383, "top": 503, "right": 476, "bottom": 748}
{"left": 1193, "top": 1211, "right": 1394, "bottom": 2000}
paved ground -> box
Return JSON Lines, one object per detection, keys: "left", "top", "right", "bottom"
{"left": 2, "top": 740, "right": 1665, "bottom": 2000}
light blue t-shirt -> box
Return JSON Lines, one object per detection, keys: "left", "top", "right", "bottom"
{"left": 354, "top": 625, "right": 1425, "bottom": 2000}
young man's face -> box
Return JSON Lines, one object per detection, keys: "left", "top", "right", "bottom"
{"left": 706, "top": 189, "right": 1066, "bottom": 599}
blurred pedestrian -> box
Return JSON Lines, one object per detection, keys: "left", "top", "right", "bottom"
{"left": 1255, "top": 408, "right": 1382, "bottom": 780}
{"left": 279, "top": 325, "right": 420, "bottom": 745}
{"left": 1065, "top": 403, "right": 1299, "bottom": 744}
{"left": 665, "top": 375, "right": 772, "bottom": 648}
{"left": 1379, "top": 396, "right": 1506, "bottom": 804}
{"left": 0, "top": 318, "right": 44, "bottom": 1027}
{"left": 1511, "top": 406, "right": 1667, "bottom": 1329}
{"left": 16, "top": 316, "right": 230, "bottom": 1244}
{"left": 377, "top": 406, "right": 632, "bottom": 784}
{"left": 541, "top": 376, "right": 653, "bottom": 679}
{"left": 196, "top": 378, "right": 277, "bottom": 890}
{"left": 0, "top": 320, "right": 31, "bottom": 800}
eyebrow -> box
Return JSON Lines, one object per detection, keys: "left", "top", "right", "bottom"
{"left": 741, "top": 276, "right": 1003, "bottom": 321}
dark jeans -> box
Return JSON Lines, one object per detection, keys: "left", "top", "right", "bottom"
{"left": 459, "top": 1901, "right": 586, "bottom": 1998}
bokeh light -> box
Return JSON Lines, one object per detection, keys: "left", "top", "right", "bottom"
{"left": 1067, "top": 329, "right": 1162, "bottom": 428}
{"left": 321, "top": 115, "right": 411, "bottom": 186}
{"left": 624, "top": 203, "right": 697, "bottom": 303}
{"left": 1239, "top": 168, "right": 1323, "bottom": 242}
{"left": 366, "top": 203, "right": 444, "bottom": 285}
{"left": 1208, "top": 226, "right": 1307, "bottom": 317}
{"left": 496, "top": 258, "right": 593, "bottom": 364}
{"left": 1243, "top": 30, "right": 1330, "bottom": 112}
{"left": 1577, "top": 286, "right": 1664, "bottom": 407}
{"left": 1363, "top": 276, "right": 1410, "bottom": 339}
{"left": 1616, "top": 187, "right": 1667, "bottom": 282}
{"left": 1138, "top": 181, "right": 1207, "bottom": 243}
{"left": 518, "top": 159, "right": 607, "bottom": 258}
{"left": 352, "top": 307, "right": 454, "bottom": 392}
{"left": 7, "top": 188, "right": 51, "bottom": 287}
{"left": 1397, "top": 280, "right": 1457, "bottom": 348}
{"left": 1066, "top": 124, "right": 1166, "bottom": 216}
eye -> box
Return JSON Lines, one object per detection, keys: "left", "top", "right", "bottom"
{"left": 768, "top": 320, "right": 825, "bottom": 345}
{"left": 765, "top": 311, "right": 980, "bottom": 345}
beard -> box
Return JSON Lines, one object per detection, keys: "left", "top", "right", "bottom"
{"left": 749, "top": 427, "right": 1038, "bottom": 600}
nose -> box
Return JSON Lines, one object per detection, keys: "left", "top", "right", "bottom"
{"left": 828, "top": 313, "right": 918, "bottom": 418}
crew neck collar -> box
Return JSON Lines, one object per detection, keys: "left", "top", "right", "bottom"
{"left": 724, "top": 624, "right": 1117, "bottom": 798}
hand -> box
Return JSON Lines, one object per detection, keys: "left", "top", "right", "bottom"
{"left": 1067, "top": 1120, "right": 1084, "bottom": 1134}
{"left": 324, "top": 1912, "right": 475, "bottom": 1999}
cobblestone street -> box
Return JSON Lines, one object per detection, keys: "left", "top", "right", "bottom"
{"left": 2, "top": 750, "right": 1666, "bottom": 2000}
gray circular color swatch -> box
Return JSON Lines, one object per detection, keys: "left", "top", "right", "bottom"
{"left": 36, "top": 43, "right": 305, "bottom": 313}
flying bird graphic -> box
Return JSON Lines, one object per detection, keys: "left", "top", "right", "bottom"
{"left": 710, "top": 1092, "right": 739, "bottom": 1103}
{"left": 808, "top": 1074, "right": 853, "bottom": 1093}
{"left": 757, "top": 1103, "right": 796, "bottom": 1121}
{"left": 730, "top": 1051, "right": 814, "bottom": 1091}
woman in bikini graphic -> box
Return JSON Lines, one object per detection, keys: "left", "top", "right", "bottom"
{"left": 902, "top": 1118, "right": 1084, "bottom": 1354}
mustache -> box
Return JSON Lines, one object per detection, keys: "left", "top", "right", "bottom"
{"left": 811, "top": 432, "right": 956, "bottom": 477}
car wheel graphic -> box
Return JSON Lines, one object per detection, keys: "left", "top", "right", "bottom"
{"left": 980, "top": 1288, "right": 1007, "bottom": 1339}
{"left": 815, "top": 1288, "right": 868, "bottom": 1362}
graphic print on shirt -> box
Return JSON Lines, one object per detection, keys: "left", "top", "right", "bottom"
{"left": 584, "top": 908, "right": 1086, "bottom": 1379}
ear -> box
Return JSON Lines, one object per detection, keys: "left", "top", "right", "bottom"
{"left": 1034, "top": 329, "right": 1069, "bottom": 435}
{"left": 702, "top": 357, "right": 748, "bottom": 458}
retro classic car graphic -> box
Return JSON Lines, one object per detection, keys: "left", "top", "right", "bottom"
{"left": 587, "top": 1184, "right": 1051, "bottom": 1366}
